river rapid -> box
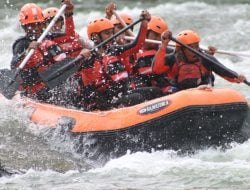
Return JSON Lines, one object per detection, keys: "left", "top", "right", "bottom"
{"left": 0, "top": 0, "right": 250, "bottom": 189}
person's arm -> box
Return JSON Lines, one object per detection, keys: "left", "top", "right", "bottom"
{"left": 64, "top": 14, "right": 75, "bottom": 36}
{"left": 152, "top": 30, "right": 174, "bottom": 74}
{"left": 53, "top": 0, "right": 75, "bottom": 43}
{"left": 114, "top": 10, "right": 150, "bottom": 58}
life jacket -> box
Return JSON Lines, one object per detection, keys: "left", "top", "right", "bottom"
{"left": 78, "top": 55, "right": 129, "bottom": 110}
{"left": 119, "top": 55, "right": 135, "bottom": 74}
{"left": 53, "top": 33, "right": 83, "bottom": 57}
{"left": 175, "top": 60, "right": 205, "bottom": 90}
{"left": 48, "top": 15, "right": 83, "bottom": 58}
{"left": 133, "top": 49, "right": 170, "bottom": 91}
{"left": 19, "top": 40, "right": 66, "bottom": 95}
{"left": 135, "top": 49, "right": 156, "bottom": 75}
{"left": 50, "top": 32, "right": 83, "bottom": 58}
{"left": 79, "top": 58, "right": 107, "bottom": 91}
{"left": 102, "top": 55, "right": 128, "bottom": 83}
{"left": 79, "top": 55, "right": 129, "bottom": 95}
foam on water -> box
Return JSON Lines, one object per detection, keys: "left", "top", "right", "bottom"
{"left": 2, "top": 144, "right": 250, "bottom": 189}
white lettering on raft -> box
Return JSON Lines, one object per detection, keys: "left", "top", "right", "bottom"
{"left": 138, "top": 101, "right": 170, "bottom": 115}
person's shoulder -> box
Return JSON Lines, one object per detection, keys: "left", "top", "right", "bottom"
{"left": 13, "top": 36, "right": 29, "bottom": 45}
{"left": 12, "top": 36, "right": 30, "bottom": 53}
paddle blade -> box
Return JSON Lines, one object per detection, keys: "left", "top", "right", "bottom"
{"left": 0, "top": 69, "right": 21, "bottom": 99}
{"left": 39, "top": 57, "right": 82, "bottom": 89}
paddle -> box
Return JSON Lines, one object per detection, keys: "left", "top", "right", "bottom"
{"left": 124, "top": 36, "right": 250, "bottom": 58}
{"left": 170, "top": 36, "right": 250, "bottom": 86}
{"left": 0, "top": 4, "right": 67, "bottom": 99}
{"left": 40, "top": 16, "right": 145, "bottom": 89}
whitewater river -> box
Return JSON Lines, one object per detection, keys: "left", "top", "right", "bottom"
{"left": 1, "top": 0, "right": 250, "bottom": 189}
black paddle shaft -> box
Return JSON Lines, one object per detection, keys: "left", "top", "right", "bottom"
{"left": 170, "top": 36, "right": 250, "bottom": 86}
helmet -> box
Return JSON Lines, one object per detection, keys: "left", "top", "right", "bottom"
{"left": 87, "top": 18, "right": 114, "bottom": 39}
{"left": 111, "top": 13, "right": 133, "bottom": 25}
{"left": 147, "top": 16, "right": 168, "bottom": 35}
{"left": 176, "top": 30, "right": 200, "bottom": 47}
{"left": 43, "top": 7, "right": 59, "bottom": 20}
{"left": 19, "top": 3, "right": 44, "bottom": 25}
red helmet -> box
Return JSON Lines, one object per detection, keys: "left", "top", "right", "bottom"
{"left": 176, "top": 30, "right": 200, "bottom": 47}
{"left": 19, "top": 3, "right": 44, "bottom": 25}
{"left": 43, "top": 7, "right": 59, "bottom": 20}
{"left": 147, "top": 16, "right": 168, "bottom": 34}
{"left": 87, "top": 18, "right": 114, "bottom": 39}
{"left": 111, "top": 13, "right": 133, "bottom": 25}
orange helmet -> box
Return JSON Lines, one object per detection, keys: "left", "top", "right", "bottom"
{"left": 111, "top": 13, "right": 133, "bottom": 25}
{"left": 147, "top": 16, "right": 168, "bottom": 35}
{"left": 176, "top": 30, "right": 200, "bottom": 47}
{"left": 87, "top": 18, "right": 114, "bottom": 39}
{"left": 19, "top": 3, "right": 45, "bottom": 25}
{"left": 43, "top": 7, "right": 59, "bottom": 20}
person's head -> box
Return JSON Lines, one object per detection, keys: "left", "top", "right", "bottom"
{"left": 110, "top": 14, "right": 133, "bottom": 45}
{"left": 111, "top": 13, "right": 133, "bottom": 34}
{"left": 43, "top": 7, "right": 64, "bottom": 32}
{"left": 87, "top": 17, "right": 114, "bottom": 46}
{"left": 176, "top": 29, "right": 200, "bottom": 63}
{"left": 19, "top": 3, "right": 46, "bottom": 40}
{"left": 145, "top": 16, "right": 168, "bottom": 50}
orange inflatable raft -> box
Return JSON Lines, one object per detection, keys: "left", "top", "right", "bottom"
{"left": 19, "top": 87, "right": 249, "bottom": 158}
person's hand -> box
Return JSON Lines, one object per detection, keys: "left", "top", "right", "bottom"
{"left": 161, "top": 30, "right": 172, "bottom": 47}
{"left": 79, "top": 49, "right": 92, "bottom": 60}
{"left": 141, "top": 10, "right": 151, "bottom": 21}
{"left": 62, "top": 0, "right": 74, "bottom": 16}
{"left": 140, "top": 10, "right": 151, "bottom": 27}
{"left": 205, "top": 46, "right": 217, "bottom": 55}
{"left": 28, "top": 41, "right": 40, "bottom": 51}
{"left": 197, "top": 84, "right": 213, "bottom": 91}
{"left": 237, "top": 74, "right": 246, "bottom": 83}
{"left": 105, "top": 2, "right": 116, "bottom": 19}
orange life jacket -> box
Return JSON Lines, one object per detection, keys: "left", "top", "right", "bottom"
{"left": 52, "top": 16, "right": 83, "bottom": 58}
{"left": 102, "top": 55, "right": 129, "bottom": 82}
{"left": 174, "top": 60, "right": 206, "bottom": 89}
{"left": 79, "top": 59, "right": 107, "bottom": 91}
{"left": 135, "top": 49, "right": 156, "bottom": 75}
{"left": 21, "top": 40, "right": 66, "bottom": 94}
{"left": 54, "top": 33, "right": 83, "bottom": 58}
{"left": 79, "top": 55, "right": 129, "bottom": 92}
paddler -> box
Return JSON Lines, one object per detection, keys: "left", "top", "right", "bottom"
{"left": 10, "top": 2, "right": 82, "bottom": 103}
{"left": 152, "top": 29, "right": 246, "bottom": 90}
